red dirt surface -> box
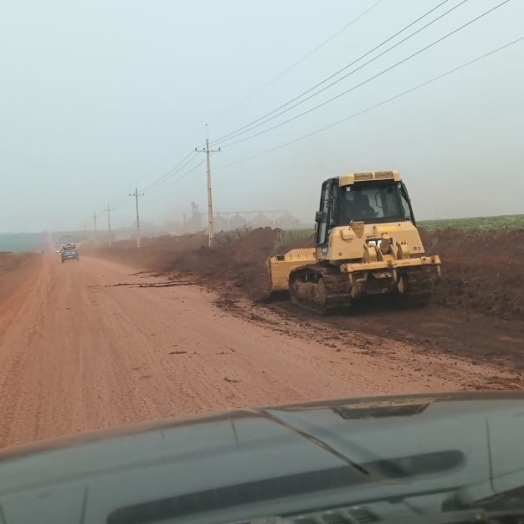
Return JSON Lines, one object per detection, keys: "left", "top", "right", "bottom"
{"left": 0, "top": 253, "right": 41, "bottom": 333}
{"left": 0, "top": 231, "right": 520, "bottom": 450}
{"left": 95, "top": 227, "right": 524, "bottom": 371}
{"left": 3, "top": 253, "right": 515, "bottom": 450}
{"left": 95, "top": 228, "right": 279, "bottom": 300}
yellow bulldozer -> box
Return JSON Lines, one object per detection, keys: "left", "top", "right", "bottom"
{"left": 267, "top": 170, "right": 441, "bottom": 314}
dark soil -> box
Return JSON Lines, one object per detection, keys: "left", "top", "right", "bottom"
{"left": 94, "top": 227, "right": 524, "bottom": 370}
{"left": 420, "top": 229, "right": 524, "bottom": 321}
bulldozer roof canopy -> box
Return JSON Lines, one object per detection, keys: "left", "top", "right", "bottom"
{"left": 337, "top": 171, "right": 401, "bottom": 186}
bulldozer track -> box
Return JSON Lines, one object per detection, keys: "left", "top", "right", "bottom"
{"left": 289, "top": 263, "right": 439, "bottom": 314}
{"left": 400, "top": 265, "right": 439, "bottom": 307}
{"left": 289, "top": 264, "right": 351, "bottom": 315}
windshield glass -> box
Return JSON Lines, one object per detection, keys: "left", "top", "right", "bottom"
{"left": 337, "top": 181, "right": 409, "bottom": 224}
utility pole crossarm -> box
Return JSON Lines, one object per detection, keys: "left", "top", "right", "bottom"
{"left": 195, "top": 134, "right": 220, "bottom": 248}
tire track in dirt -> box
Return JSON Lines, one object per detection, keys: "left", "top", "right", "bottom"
{"left": 0, "top": 254, "right": 520, "bottom": 450}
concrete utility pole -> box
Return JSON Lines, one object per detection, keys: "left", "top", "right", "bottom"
{"left": 195, "top": 127, "right": 220, "bottom": 247}
{"left": 93, "top": 213, "right": 98, "bottom": 238}
{"left": 104, "top": 204, "right": 115, "bottom": 246}
{"left": 129, "top": 188, "right": 144, "bottom": 248}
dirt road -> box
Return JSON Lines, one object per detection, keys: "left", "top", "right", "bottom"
{"left": 0, "top": 255, "right": 518, "bottom": 449}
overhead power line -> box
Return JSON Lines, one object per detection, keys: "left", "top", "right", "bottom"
{"left": 105, "top": 0, "right": 450, "bottom": 215}
{"left": 147, "top": 154, "right": 203, "bottom": 194}
{"left": 106, "top": 3, "right": 385, "bottom": 213}
{"left": 152, "top": 158, "right": 206, "bottom": 193}
{"left": 142, "top": 150, "right": 197, "bottom": 192}
{"left": 208, "top": 0, "right": 386, "bottom": 125}
{"left": 215, "top": 34, "right": 524, "bottom": 171}
{"left": 213, "top": 0, "right": 455, "bottom": 145}
{"left": 219, "top": 0, "right": 512, "bottom": 149}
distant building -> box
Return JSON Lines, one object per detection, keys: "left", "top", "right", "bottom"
{"left": 228, "top": 213, "right": 248, "bottom": 230}
{"left": 184, "top": 202, "right": 203, "bottom": 233}
{"left": 249, "top": 212, "right": 271, "bottom": 229}
{"left": 180, "top": 204, "right": 301, "bottom": 233}
{"left": 163, "top": 220, "right": 183, "bottom": 235}
{"left": 214, "top": 213, "right": 228, "bottom": 232}
{"left": 275, "top": 212, "right": 300, "bottom": 230}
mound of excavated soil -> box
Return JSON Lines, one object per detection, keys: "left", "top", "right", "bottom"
{"left": 95, "top": 227, "right": 524, "bottom": 322}
{"left": 420, "top": 228, "right": 524, "bottom": 321}
{"left": 93, "top": 227, "right": 524, "bottom": 369}
{"left": 91, "top": 233, "right": 208, "bottom": 273}
{"left": 160, "top": 228, "right": 281, "bottom": 300}
{"left": 94, "top": 228, "right": 281, "bottom": 300}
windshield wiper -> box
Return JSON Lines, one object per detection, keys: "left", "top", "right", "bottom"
{"left": 255, "top": 408, "right": 387, "bottom": 479}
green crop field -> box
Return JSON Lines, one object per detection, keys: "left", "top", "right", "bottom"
{"left": 274, "top": 214, "right": 524, "bottom": 241}
{"left": 419, "top": 214, "right": 524, "bottom": 231}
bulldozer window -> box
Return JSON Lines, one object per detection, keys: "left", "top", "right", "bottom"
{"left": 315, "top": 180, "right": 335, "bottom": 246}
{"left": 399, "top": 191, "right": 413, "bottom": 222}
{"left": 338, "top": 182, "right": 406, "bottom": 224}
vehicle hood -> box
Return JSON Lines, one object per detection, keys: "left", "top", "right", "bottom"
{"left": 0, "top": 391, "right": 523, "bottom": 523}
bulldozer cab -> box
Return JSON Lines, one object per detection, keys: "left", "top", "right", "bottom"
{"left": 315, "top": 175, "right": 416, "bottom": 247}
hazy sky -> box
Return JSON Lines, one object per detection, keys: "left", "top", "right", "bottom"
{"left": 1, "top": 0, "right": 523, "bottom": 232}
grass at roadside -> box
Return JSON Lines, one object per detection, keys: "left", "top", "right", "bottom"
{"left": 274, "top": 229, "right": 314, "bottom": 250}
{"left": 0, "top": 252, "right": 37, "bottom": 274}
